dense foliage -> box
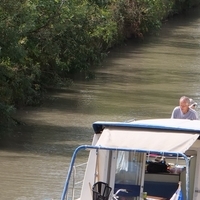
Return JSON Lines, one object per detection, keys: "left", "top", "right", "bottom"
{"left": 0, "top": 0, "right": 200, "bottom": 128}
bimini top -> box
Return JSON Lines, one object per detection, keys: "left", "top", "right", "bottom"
{"left": 93, "top": 118, "right": 200, "bottom": 134}
{"left": 93, "top": 118, "right": 200, "bottom": 154}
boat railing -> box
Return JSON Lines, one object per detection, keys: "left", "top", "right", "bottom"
{"left": 66, "top": 162, "right": 87, "bottom": 200}
{"left": 61, "top": 145, "right": 190, "bottom": 200}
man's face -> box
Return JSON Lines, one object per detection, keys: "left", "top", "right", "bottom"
{"left": 180, "top": 100, "right": 189, "bottom": 114}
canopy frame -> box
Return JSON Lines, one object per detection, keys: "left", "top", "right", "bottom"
{"left": 60, "top": 145, "right": 190, "bottom": 200}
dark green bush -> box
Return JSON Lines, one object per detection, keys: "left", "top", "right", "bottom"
{"left": 1, "top": 0, "right": 200, "bottom": 128}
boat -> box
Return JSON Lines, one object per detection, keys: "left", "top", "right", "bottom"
{"left": 61, "top": 118, "right": 200, "bottom": 200}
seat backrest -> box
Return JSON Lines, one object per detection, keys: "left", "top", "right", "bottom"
{"left": 92, "top": 182, "right": 112, "bottom": 200}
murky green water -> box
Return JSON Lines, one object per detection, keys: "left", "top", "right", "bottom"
{"left": 0, "top": 6, "right": 200, "bottom": 200}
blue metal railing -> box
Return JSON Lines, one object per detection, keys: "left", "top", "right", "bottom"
{"left": 60, "top": 145, "right": 190, "bottom": 200}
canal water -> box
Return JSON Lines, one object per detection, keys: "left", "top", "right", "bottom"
{"left": 0, "top": 6, "right": 200, "bottom": 200}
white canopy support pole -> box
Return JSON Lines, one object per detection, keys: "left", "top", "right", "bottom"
{"left": 185, "top": 155, "right": 190, "bottom": 200}
{"left": 140, "top": 153, "right": 146, "bottom": 199}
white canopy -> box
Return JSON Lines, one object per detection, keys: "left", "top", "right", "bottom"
{"left": 96, "top": 127, "right": 199, "bottom": 153}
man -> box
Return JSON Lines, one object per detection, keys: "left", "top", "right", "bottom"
{"left": 171, "top": 96, "right": 198, "bottom": 120}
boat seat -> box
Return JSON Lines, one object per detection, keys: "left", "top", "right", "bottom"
{"left": 92, "top": 181, "right": 112, "bottom": 200}
{"left": 114, "top": 183, "right": 140, "bottom": 197}
{"left": 144, "top": 181, "right": 177, "bottom": 199}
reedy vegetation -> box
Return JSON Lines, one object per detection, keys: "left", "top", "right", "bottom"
{"left": 0, "top": 0, "right": 199, "bottom": 128}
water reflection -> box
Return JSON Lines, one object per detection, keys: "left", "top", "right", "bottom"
{"left": 0, "top": 6, "right": 200, "bottom": 200}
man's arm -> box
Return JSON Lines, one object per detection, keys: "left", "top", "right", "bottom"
{"left": 171, "top": 107, "right": 176, "bottom": 119}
